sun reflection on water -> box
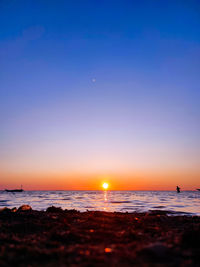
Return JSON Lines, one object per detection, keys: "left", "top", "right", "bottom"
{"left": 103, "top": 190, "right": 109, "bottom": 211}
{"left": 104, "top": 191, "right": 107, "bottom": 202}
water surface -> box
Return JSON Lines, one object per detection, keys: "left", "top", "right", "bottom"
{"left": 0, "top": 190, "right": 199, "bottom": 215}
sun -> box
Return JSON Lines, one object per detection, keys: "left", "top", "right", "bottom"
{"left": 102, "top": 182, "right": 109, "bottom": 190}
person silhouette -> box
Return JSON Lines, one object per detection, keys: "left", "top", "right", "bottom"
{"left": 176, "top": 186, "right": 180, "bottom": 193}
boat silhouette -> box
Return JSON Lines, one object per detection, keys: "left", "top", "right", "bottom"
{"left": 5, "top": 185, "right": 24, "bottom": 193}
{"left": 196, "top": 189, "right": 200, "bottom": 191}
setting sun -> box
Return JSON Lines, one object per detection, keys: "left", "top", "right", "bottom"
{"left": 102, "top": 182, "right": 109, "bottom": 190}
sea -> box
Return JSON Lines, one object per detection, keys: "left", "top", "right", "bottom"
{"left": 0, "top": 190, "right": 199, "bottom": 215}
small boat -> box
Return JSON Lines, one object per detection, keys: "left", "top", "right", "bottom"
{"left": 5, "top": 185, "right": 24, "bottom": 193}
{"left": 5, "top": 189, "right": 24, "bottom": 193}
{"left": 196, "top": 189, "right": 200, "bottom": 191}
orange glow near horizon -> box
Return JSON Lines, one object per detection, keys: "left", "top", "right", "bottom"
{"left": 0, "top": 169, "right": 200, "bottom": 191}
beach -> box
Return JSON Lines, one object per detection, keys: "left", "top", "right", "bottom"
{"left": 0, "top": 206, "right": 199, "bottom": 266}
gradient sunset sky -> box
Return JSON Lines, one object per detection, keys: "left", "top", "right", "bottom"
{"left": 0, "top": 0, "right": 200, "bottom": 190}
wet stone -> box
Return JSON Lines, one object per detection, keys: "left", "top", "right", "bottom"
{"left": 0, "top": 207, "right": 11, "bottom": 214}
{"left": 181, "top": 228, "right": 200, "bottom": 248}
{"left": 137, "top": 243, "right": 170, "bottom": 262}
{"left": 46, "top": 206, "right": 63, "bottom": 213}
{"left": 18, "top": 205, "right": 32, "bottom": 211}
{"left": 11, "top": 207, "right": 17, "bottom": 212}
{"left": 0, "top": 208, "right": 199, "bottom": 266}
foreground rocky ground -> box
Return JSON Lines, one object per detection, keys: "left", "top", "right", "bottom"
{"left": 0, "top": 206, "right": 199, "bottom": 266}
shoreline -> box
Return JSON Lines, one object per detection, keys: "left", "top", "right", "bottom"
{"left": 1, "top": 190, "right": 199, "bottom": 216}
{"left": 0, "top": 206, "right": 197, "bottom": 217}
{"left": 0, "top": 206, "right": 199, "bottom": 266}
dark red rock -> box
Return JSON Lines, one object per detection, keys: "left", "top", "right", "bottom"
{"left": 181, "top": 228, "right": 200, "bottom": 248}
{"left": 17, "top": 205, "right": 32, "bottom": 211}
{"left": 137, "top": 242, "right": 170, "bottom": 261}
{"left": 0, "top": 208, "right": 199, "bottom": 266}
{"left": 46, "top": 206, "right": 63, "bottom": 213}
{"left": 0, "top": 207, "right": 11, "bottom": 214}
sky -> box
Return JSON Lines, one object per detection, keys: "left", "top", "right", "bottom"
{"left": 0, "top": 0, "right": 200, "bottom": 190}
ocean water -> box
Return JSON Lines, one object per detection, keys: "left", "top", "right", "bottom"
{"left": 0, "top": 190, "right": 199, "bottom": 215}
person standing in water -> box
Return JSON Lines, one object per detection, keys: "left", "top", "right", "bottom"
{"left": 176, "top": 186, "right": 180, "bottom": 193}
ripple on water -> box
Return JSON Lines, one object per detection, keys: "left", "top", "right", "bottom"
{"left": 120, "top": 206, "right": 142, "bottom": 210}
{"left": 110, "top": 201, "right": 132, "bottom": 204}
{"left": 172, "top": 205, "right": 185, "bottom": 208}
{"left": 160, "top": 199, "right": 167, "bottom": 202}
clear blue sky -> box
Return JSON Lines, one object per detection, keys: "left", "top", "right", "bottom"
{"left": 0, "top": 0, "right": 200, "bottom": 189}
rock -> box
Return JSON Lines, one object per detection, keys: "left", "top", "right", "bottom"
{"left": 137, "top": 242, "right": 170, "bottom": 261}
{"left": 0, "top": 207, "right": 11, "bottom": 214}
{"left": 46, "top": 206, "right": 63, "bottom": 213}
{"left": 11, "top": 207, "right": 17, "bottom": 212}
{"left": 181, "top": 228, "right": 200, "bottom": 248}
{"left": 148, "top": 210, "right": 169, "bottom": 216}
{"left": 18, "top": 205, "right": 32, "bottom": 211}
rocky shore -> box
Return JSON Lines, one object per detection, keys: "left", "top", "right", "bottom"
{"left": 0, "top": 205, "right": 199, "bottom": 266}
